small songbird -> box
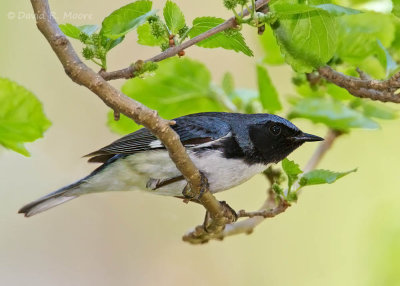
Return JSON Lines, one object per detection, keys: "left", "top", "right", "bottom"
{"left": 19, "top": 112, "right": 323, "bottom": 217}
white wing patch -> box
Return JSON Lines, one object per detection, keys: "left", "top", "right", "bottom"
{"left": 188, "top": 132, "right": 233, "bottom": 148}
{"left": 149, "top": 140, "right": 163, "bottom": 149}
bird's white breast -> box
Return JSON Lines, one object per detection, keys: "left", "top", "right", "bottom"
{"left": 188, "top": 150, "right": 267, "bottom": 193}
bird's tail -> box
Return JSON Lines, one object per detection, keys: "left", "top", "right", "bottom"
{"left": 18, "top": 180, "right": 84, "bottom": 217}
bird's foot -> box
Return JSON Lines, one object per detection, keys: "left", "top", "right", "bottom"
{"left": 146, "top": 178, "right": 160, "bottom": 190}
{"left": 220, "top": 200, "right": 238, "bottom": 224}
{"left": 202, "top": 201, "right": 238, "bottom": 233}
{"left": 181, "top": 171, "right": 209, "bottom": 200}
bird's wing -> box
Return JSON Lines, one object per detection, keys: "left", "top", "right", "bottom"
{"left": 85, "top": 114, "right": 231, "bottom": 163}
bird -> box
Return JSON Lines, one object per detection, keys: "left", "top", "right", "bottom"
{"left": 18, "top": 112, "right": 323, "bottom": 217}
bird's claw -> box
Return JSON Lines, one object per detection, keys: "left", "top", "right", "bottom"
{"left": 220, "top": 200, "right": 238, "bottom": 223}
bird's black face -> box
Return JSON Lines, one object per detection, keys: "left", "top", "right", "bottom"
{"left": 248, "top": 121, "right": 323, "bottom": 164}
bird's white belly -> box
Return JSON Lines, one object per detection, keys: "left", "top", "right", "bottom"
{"left": 81, "top": 150, "right": 267, "bottom": 197}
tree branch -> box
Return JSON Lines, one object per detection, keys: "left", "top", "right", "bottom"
{"left": 30, "top": 0, "right": 231, "bottom": 235}
{"left": 99, "top": 2, "right": 400, "bottom": 106}
{"left": 30, "top": 0, "right": 347, "bottom": 244}
{"left": 318, "top": 66, "right": 400, "bottom": 103}
{"left": 182, "top": 129, "right": 340, "bottom": 244}
{"left": 99, "top": 0, "right": 270, "bottom": 81}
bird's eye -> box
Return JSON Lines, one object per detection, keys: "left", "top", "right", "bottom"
{"left": 269, "top": 125, "right": 281, "bottom": 136}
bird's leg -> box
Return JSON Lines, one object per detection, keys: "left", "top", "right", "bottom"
{"left": 146, "top": 175, "right": 185, "bottom": 190}
{"left": 181, "top": 172, "right": 237, "bottom": 232}
{"left": 181, "top": 171, "right": 209, "bottom": 200}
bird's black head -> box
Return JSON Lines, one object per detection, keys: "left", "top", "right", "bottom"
{"left": 248, "top": 115, "right": 323, "bottom": 164}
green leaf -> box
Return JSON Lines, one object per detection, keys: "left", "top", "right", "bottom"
{"left": 59, "top": 23, "right": 80, "bottom": 39}
{"left": 260, "top": 25, "right": 285, "bottom": 65}
{"left": 163, "top": 0, "right": 186, "bottom": 34}
{"left": 308, "top": 0, "right": 334, "bottom": 5}
{"left": 0, "top": 78, "right": 51, "bottom": 156}
{"left": 270, "top": 3, "right": 337, "bottom": 72}
{"left": 105, "top": 36, "right": 125, "bottom": 51}
{"left": 282, "top": 158, "right": 302, "bottom": 189}
{"left": 295, "top": 81, "right": 325, "bottom": 98}
{"left": 257, "top": 64, "right": 282, "bottom": 113}
{"left": 271, "top": 3, "right": 318, "bottom": 15}
{"left": 232, "top": 89, "right": 259, "bottom": 104}
{"left": 289, "top": 97, "right": 379, "bottom": 131}
{"left": 79, "top": 25, "right": 99, "bottom": 35}
{"left": 189, "top": 17, "right": 253, "bottom": 56}
{"left": 222, "top": 72, "right": 235, "bottom": 95}
{"left": 336, "top": 12, "right": 395, "bottom": 64}
{"left": 137, "top": 22, "right": 167, "bottom": 46}
{"left": 375, "top": 40, "right": 397, "bottom": 77}
{"left": 390, "top": 19, "right": 400, "bottom": 60}
{"left": 333, "top": 0, "right": 370, "bottom": 4}
{"left": 299, "top": 168, "right": 357, "bottom": 186}
{"left": 101, "top": 0, "right": 155, "bottom": 40}
{"left": 108, "top": 58, "right": 226, "bottom": 134}
{"left": 272, "top": 183, "right": 284, "bottom": 196}
{"left": 286, "top": 191, "right": 298, "bottom": 202}
{"left": 230, "top": 89, "right": 262, "bottom": 114}
{"left": 361, "top": 101, "right": 398, "bottom": 120}
{"left": 59, "top": 24, "right": 98, "bottom": 39}
{"left": 326, "top": 83, "right": 353, "bottom": 101}
{"left": 314, "top": 4, "right": 361, "bottom": 16}
{"left": 271, "top": 2, "right": 360, "bottom": 17}
{"left": 393, "top": 0, "right": 400, "bottom": 18}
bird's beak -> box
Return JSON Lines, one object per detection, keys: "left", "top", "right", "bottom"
{"left": 290, "top": 133, "right": 324, "bottom": 142}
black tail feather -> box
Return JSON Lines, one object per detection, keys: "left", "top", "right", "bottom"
{"left": 18, "top": 180, "right": 83, "bottom": 217}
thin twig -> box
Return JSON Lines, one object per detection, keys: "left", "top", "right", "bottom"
{"left": 99, "top": 0, "right": 270, "bottom": 81}
{"left": 98, "top": 3, "right": 400, "bottom": 105}
{"left": 356, "top": 68, "right": 371, "bottom": 81}
{"left": 318, "top": 66, "right": 400, "bottom": 103}
{"left": 237, "top": 201, "right": 290, "bottom": 218}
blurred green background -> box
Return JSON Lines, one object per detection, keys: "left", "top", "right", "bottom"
{"left": 1, "top": 1, "right": 400, "bottom": 285}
